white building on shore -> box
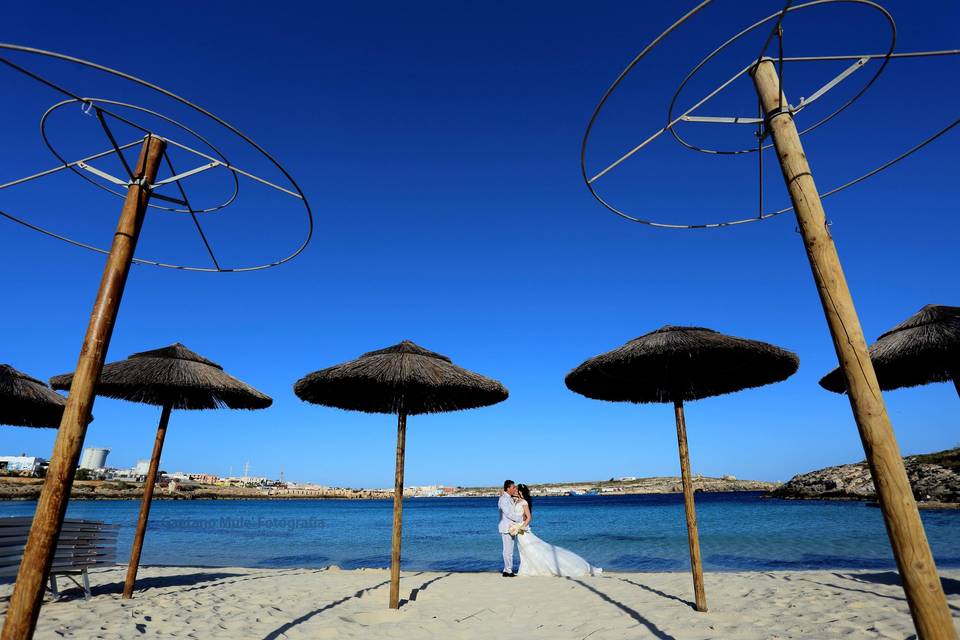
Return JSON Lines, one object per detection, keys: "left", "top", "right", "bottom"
{"left": 79, "top": 447, "right": 110, "bottom": 470}
{"left": 0, "top": 455, "right": 46, "bottom": 473}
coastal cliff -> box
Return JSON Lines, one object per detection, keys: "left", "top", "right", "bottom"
{"left": 768, "top": 448, "right": 960, "bottom": 505}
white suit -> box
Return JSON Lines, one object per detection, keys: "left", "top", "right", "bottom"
{"left": 498, "top": 492, "right": 523, "bottom": 573}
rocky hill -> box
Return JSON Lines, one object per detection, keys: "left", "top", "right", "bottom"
{"left": 768, "top": 448, "right": 960, "bottom": 505}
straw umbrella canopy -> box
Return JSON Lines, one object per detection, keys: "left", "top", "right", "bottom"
{"left": 819, "top": 304, "right": 960, "bottom": 398}
{"left": 0, "top": 364, "right": 66, "bottom": 428}
{"left": 294, "top": 340, "right": 508, "bottom": 609}
{"left": 565, "top": 326, "right": 799, "bottom": 613}
{"left": 50, "top": 343, "right": 271, "bottom": 599}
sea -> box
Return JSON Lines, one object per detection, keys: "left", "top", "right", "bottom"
{"left": 1, "top": 493, "right": 958, "bottom": 572}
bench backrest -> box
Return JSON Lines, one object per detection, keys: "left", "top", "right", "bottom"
{"left": 0, "top": 517, "right": 119, "bottom": 577}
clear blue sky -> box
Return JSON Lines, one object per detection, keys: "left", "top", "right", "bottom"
{"left": 1, "top": 1, "right": 957, "bottom": 488}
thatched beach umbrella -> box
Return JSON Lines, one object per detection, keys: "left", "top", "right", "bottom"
{"left": 294, "top": 340, "right": 508, "bottom": 609}
{"left": 820, "top": 304, "right": 960, "bottom": 398}
{"left": 565, "top": 326, "right": 799, "bottom": 613}
{"left": 0, "top": 364, "right": 66, "bottom": 428}
{"left": 50, "top": 343, "right": 271, "bottom": 598}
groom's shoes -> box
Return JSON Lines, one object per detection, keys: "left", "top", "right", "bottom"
{"left": 501, "top": 571, "right": 516, "bottom": 578}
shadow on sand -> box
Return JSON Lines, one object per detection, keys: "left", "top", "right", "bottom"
{"left": 27, "top": 571, "right": 247, "bottom": 601}
{"left": 836, "top": 571, "right": 960, "bottom": 596}
{"left": 797, "top": 571, "right": 960, "bottom": 613}
{"left": 617, "top": 576, "right": 696, "bottom": 610}
{"left": 261, "top": 572, "right": 451, "bottom": 639}
{"left": 567, "top": 577, "right": 676, "bottom": 640}
{"left": 399, "top": 572, "right": 452, "bottom": 607}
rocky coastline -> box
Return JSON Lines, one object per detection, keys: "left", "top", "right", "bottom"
{"left": 767, "top": 448, "right": 959, "bottom": 507}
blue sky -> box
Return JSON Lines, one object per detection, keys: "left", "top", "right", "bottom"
{"left": 1, "top": 1, "right": 957, "bottom": 487}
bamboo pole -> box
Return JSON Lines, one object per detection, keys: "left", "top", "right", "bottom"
{"left": 751, "top": 60, "right": 955, "bottom": 640}
{"left": 389, "top": 410, "right": 407, "bottom": 609}
{"left": 674, "top": 399, "right": 707, "bottom": 612}
{"left": 123, "top": 402, "right": 172, "bottom": 599}
{"left": 1, "top": 135, "right": 166, "bottom": 640}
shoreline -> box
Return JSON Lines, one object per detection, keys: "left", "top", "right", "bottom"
{"left": 2, "top": 493, "right": 958, "bottom": 508}
{"left": 0, "top": 490, "right": 769, "bottom": 502}
{"left": 3, "top": 565, "right": 957, "bottom": 638}
{"left": 0, "top": 477, "right": 778, "bottom": 501}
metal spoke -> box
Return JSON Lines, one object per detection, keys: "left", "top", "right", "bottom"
{"left": 164, "top": 137, "right": 304, "bottom": 199}
{"left": 0, "top": 140, "right": 141, "bottom": 190}
{"left": 76, "top": 161, "right": 128, "bottom": 186}
{"left": 94, "top": 109, "right": 135, "bottom": 180}
{"left": 588, "top": 61, "right": 754, "bottom": 184}
{"left": 162, "top": 151, "right": 221, "bottom": 271}
{"left": 755, "top": 0, "right": 793, "bottom": 67}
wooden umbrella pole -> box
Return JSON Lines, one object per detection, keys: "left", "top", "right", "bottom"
{"left": 674, "top": 399, "right": 707, "bottom": 612}
{"left": 751, "top": 60, "right": 954, "bottom": 640}
{"left": 123, "top": 402, "right": 172, "bottom": 599}
{"left": 1, "top": 135, "right": 166, "bottom": 640}
{"left": 389, "top": 410, "right": 407, "bottom": 609}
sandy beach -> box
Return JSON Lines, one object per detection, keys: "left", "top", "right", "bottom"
{"left": 1, "top": 566, "right": 957, "bottom": 639}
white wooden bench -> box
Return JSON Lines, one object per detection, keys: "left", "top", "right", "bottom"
{"left": 0, "top": 517, "right": 119, "bottom": 600}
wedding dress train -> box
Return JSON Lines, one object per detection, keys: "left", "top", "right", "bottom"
{"left": 514, "top": 501, "right": 602, "bottom": 577}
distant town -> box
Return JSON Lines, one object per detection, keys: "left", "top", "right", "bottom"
{"left": 0, "top": 448, "right": 778, "bottom": 500}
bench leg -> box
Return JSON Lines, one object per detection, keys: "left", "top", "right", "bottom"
{"left": 82, "top": 569, "right": 91, "bottom": 601}
{"left": 49, "top": 574, "right": 60, "bottom": 601}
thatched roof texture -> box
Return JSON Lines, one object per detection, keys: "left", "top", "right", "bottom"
{"left": 0, "top": 364, "right": 66, "bottom": 428}
{"left": 294, "top": 340, "right": 508, "bottom": 415}
{"left": 819, "top": 304, "right": 960, "bottom": 393}
{"left": 565, "top": 325, "right": 799, "bottom": 404}
{"left": 50, "top": 343, "right": 271, "bottom": 410}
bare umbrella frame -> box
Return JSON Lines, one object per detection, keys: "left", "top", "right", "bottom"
{"left": 0, "top": 365, "right": 66, "bottom": 429}
{"left": 294, "top": 340, "right": 508, "bottom": 609}
{"left": 50, "top": 343, "right": 271, "bottom": 599}
{"left": 820, "top": 304, "right": 960, "bottom": 398}
{"left": 565, "top": 325, "right": 799, "bottom": 613}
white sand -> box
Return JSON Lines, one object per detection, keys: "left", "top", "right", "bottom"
{"left": 2, "top": 566, "right": 958, "bottom": 639}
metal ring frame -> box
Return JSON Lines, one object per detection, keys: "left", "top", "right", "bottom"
{"left": 0, "top": 43, "right": 313, "bottom": 272}
{"left": 579, "top": 0, "right": 959, "bottom": 229}
{"left": 667, "top": 0, "right": 894, "bottom": 156}
{"left": 39, "top": 98, "right": 240, "bottom": 214}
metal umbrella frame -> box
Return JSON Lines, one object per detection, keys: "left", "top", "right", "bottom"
{"left": 576, "top": 3, "right": 959, "bottom": 636}
{"left": 0, "top": 41, "right": 311, "bottom": 639}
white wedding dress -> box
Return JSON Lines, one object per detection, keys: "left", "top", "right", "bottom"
{"left": 514, "top": 499, "right": 602, "bottom": 577}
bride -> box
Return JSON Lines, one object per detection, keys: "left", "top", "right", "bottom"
{"left": 511, "top": 483, "right": 602, "bottom": 577}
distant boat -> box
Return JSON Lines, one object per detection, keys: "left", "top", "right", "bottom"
{"left": 586, "top": 489, "right": 599, "bottom": 495}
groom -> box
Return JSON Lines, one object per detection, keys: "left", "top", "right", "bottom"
{"left": 498, "top": 479, "right": 522, "bottom": 577}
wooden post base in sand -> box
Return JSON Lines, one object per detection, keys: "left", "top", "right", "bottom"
{"left": 123, "top": 402, "right": 173, "bottom": 599}
{"left": 751, "top": 60, "right": 955, "bottom": 640}
{"left": 389, "top": 411, "right": 407, "bottom": 609}
{"left": 1, "top": 135, "right": 167, "bottom": 640}
{"left": 674, "top": 399, "right": 707, "bottom": 612}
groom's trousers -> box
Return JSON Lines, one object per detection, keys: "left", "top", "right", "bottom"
{"left": 501, "top": 533, "right": 516, "bottom": 573}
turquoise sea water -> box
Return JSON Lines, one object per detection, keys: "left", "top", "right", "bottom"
{"left": 1, "top": 493, "right": 957, "bottom": 572}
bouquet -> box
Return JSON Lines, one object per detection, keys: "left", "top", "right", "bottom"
{"left": 508, "top": 523, "right": 527, "bottom": 536}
